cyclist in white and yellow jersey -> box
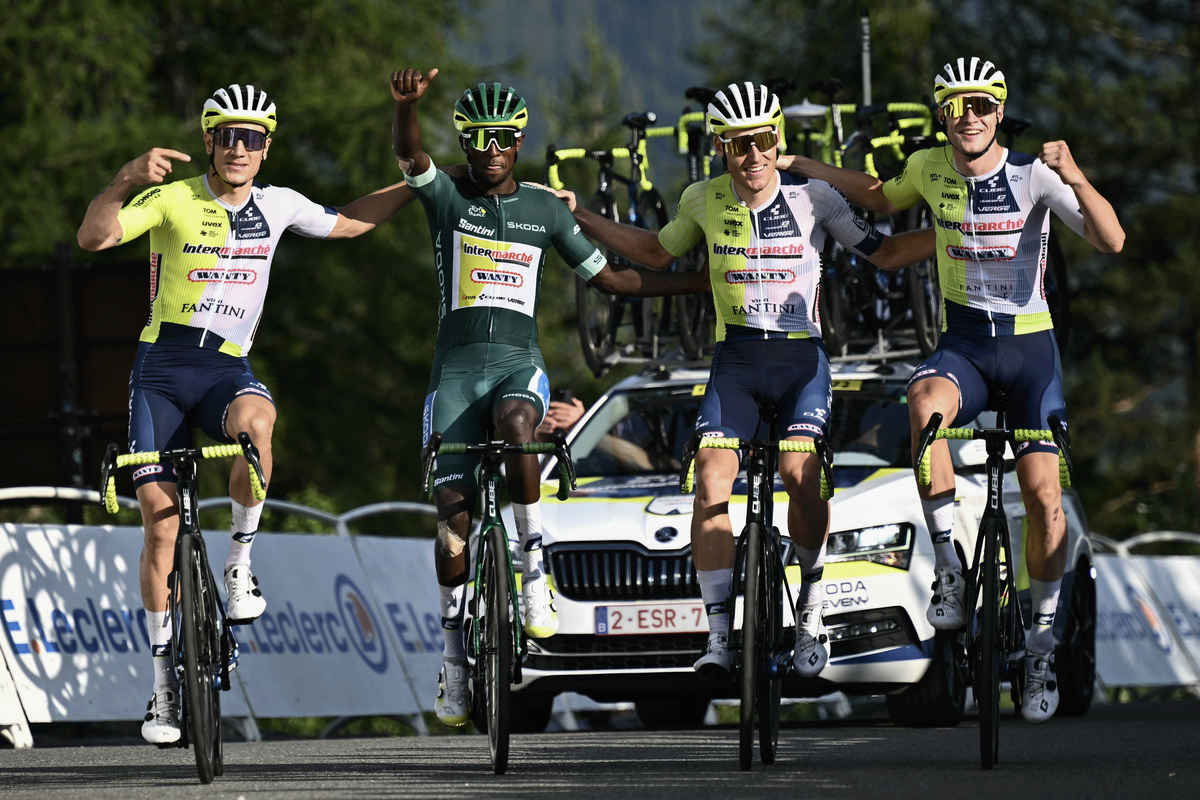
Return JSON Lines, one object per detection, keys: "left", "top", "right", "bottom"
{"left": 780, "top": 57, "right": 1124, "bottom": 723}
{"left": 78, "top": 83, "right": 417, "bottom": 745}
{"left": 558, "top": 82, "right": 934, "bottom": 683}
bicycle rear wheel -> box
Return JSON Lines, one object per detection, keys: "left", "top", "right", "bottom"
{"left": 482, "top": 524, "right": 512, "bottom": 774}
{"left": 978, "top": 518, "right": 1002, "bottom": 770}
{"left": 634, "top": 189, "right": 670, "bottom": 357}
{"left": 577, "top": 193, "right": 620, "bottom": 376}
{"left": 738, "top": 521, "right": 764, "bottom": 771}
{"left": 177, "top": 533, "right": 221, "bottom": 784}
{"left": 756, "top": 536, "right": 782, "bottom": 765}
{"left": 905, "top": 203, "right": 941, "bottom": 356}
{"left": 675, "top": 243, "right": 713, "bottom": 360}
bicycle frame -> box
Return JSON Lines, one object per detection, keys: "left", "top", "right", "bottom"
{"left": 468, "top": 451, "right": 525, "bottom": 683}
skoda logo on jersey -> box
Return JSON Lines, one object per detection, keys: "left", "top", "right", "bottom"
{"left": 508, "top": 221, "right": 547, "bottom": 233}
{"left": 335, "top": 575, "right": 388, "bottom": 673}
{"left": 234, "top": 199, "right": 272, "bottom": 240}
{"left": 1126, "top": 583, "right": 1172, "bottom": 654}
{"left": 654, "top": 527, "right": 679, "bottom": 543}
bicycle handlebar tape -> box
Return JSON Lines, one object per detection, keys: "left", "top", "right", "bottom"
{"left": 556, "top": 463, "right": 572, "bottom": 501}
{"left": 201, "top": 444, "right": 243, "bottom": 459}
{"left": 104, "top": 477, "right": 119, "bottom": 515}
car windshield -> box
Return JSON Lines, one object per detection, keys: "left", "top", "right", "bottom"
{"left": 567, "top": 379, "right": 912, "bottom": 479}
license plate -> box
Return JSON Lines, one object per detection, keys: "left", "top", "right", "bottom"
{"left": 595, "top": 602, "right": 706, "bottom": 635}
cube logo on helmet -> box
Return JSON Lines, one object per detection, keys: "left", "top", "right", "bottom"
{"left": 201, "top": 84, "right": 278, "bottom": 135}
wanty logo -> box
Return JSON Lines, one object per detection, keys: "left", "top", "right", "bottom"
{"left": 471, "top": 268, "right": 524, "bottom": 287}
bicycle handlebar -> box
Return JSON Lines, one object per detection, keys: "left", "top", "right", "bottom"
{"left": 420, "top": 431, "right": 577, "bottom": 502}
{"left": 100, "top": 432, "right": 267, "bottom": 515}
{"left": 914, "top": 413, "right": 1073, "bottom": 488}
{"left": 679, "top": 435, "right": 833, "bottom": 501}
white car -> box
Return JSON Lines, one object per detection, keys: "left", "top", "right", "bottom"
{"left": 506, "top": 361, "right": 1097, "bottom": 729}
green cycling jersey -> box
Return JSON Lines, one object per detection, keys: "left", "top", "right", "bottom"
{"left": 404, "top": 159, "right": 605, "bottom": 350}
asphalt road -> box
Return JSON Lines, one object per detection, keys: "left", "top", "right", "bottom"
{"left": 2, "top": 701, "right": 1197, "bottom": 800}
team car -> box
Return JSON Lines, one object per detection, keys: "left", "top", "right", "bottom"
{"left": 501, "top": 361, "right": 1097, "bottom": 730}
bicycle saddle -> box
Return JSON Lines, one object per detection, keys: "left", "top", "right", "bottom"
{"left": 622, "top": 112, "right": 658, "bottom": 130}
{"left": 810, "top": 77, "right": 844, "bottom": 100}
{"left": 684, "top": 86, "right": 718, "bottom": 107}
{"left": 999, "top": 116, "right": 1033, "bottom": 138}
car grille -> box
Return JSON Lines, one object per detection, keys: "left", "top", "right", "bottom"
{"left": 547, "top": 543, "right": 700, "bottom": 601}
{"left": 525, "top": 633, "right": 707, "bottom": 671}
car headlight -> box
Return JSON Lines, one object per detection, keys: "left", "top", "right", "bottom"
{"left": 825, "top": 523, "right": 915, "bottom": 569}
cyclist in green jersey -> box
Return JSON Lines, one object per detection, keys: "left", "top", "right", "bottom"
{"left": 78, "top": 83, "right": 418, "bottom": 744}
{"left": 556, "top": 82, "right": 934, "bottom": 684}
{"left": 390, "top": 68, "right": 709, "bottom": 726}
{"left": 780, "top": 57, "right": 1124, "bottom": 723}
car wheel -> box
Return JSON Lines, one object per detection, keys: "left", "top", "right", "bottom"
{"left": 635, "top": 698, "right": 711, "bottom": 730}
{"left": 885, "top": 631, "right": 966, "bottom": 727}
{"left": 509, "top": 693, "right": 554, "bottom": 733}
{"left": 1055, "top": 560, "right": 1096, "bottom": 716}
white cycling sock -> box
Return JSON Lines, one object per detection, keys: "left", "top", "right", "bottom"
{"left": 697, "top": 567, "right": 733, "bottom": 640}
{"left": 439, "top": 583, "right": 466, "bottom": 663}
{"left": 512, "top": 501, "right": 545, "bottom": 583}
{"left": 1027, "top": 577, "right": 1061, "bottom": 653}
{"left": 794, "top": 544, "right": 826, "bottom": 631}
{"left": 148, "top": 610, "right": 176, "bottom": 691}
{"left": 226, "top": 499, "right": 264, "bottom": 570}
{"left": 921, "top": 496, "right": 960, "bottom": 570}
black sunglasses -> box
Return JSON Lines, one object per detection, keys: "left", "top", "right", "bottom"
{"left": 212, "top": 127, "right": 268, "bottom": 151}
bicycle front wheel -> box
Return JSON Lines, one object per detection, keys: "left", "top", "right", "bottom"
{"left": 905, "top": 203, "right": 941, "bottom": 356}
{"left": 978, "top": 518, "right": 1002, "bottom": 770}
{"left": 482, "top": 524, "right": 512, "bottom": 774}
{"left": 738, "top": 521, "right": 764, "bottom": 771}
{"left": 756, "top": 534, "right": 782, "bottom": 765}
{"left": 177, "top": 533, "right": 221, "bottom": 784}
{"left": 675, "top": 243, "right": 713, "bottom": 360}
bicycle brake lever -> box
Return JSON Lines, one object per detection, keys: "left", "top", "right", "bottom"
{"left": 679, "top": 432, "right": 701, "bottom": 494}
{"left": 914, "top": 412, "right": 944, "bottom": 471}
{"left": 1047, "top": 415, "right": 1074, "bottom": 481}
{"left": 420, "top": 432, "right": 442, "bottom": 501}
{"left": 236, "top": 432, "right": 268, "bottom": 499}
{"left": 553, "top": 431, "right": 577, "bottom": 490}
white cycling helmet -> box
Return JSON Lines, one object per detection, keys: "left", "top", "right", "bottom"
{"left": 201, "top": 84, "right": 278, "bottom": 134}
{"left": 933, "top": 58, "right": 1008, "bottom": 105}
{"left": 707, "top": 82, "right": 786, "bottom": 150}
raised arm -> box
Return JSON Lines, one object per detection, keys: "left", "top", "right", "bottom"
{"left": 327, "top": 181, "right": 416, "bottom": 239}
{"left": 776, "top": 153, "right": 901, "bottom": 216}
{"left": 1039, "top": 141, "right": 1124, "bottom": 253}
{"left": 391, "top": 67, "right": 438, "bottom": 178}
{"left": 77, "top": 149, "right": 191, "bottom": 251}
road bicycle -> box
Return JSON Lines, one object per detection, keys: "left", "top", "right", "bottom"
{"left": 420, "top": 431, "right": 575, "bottom": 774}
{"left": 545, "top": 114, "right": 677, "bottom": 376}
{"left": 99, "top": 433, "right": 266, "bottom": 784}
{"left": 914, "top": 400, "right": 1072, "bottom": 770}
{"left": 680, "top": 406, "right": 833, "bottom": 771}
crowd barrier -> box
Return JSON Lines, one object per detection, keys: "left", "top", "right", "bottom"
{"left": 2, "top": 489, "right": 1198, "bottom": 748}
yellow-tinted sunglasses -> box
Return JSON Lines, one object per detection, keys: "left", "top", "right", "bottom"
{"left": 940, "top": 96, "right": 1000, "bottom": 118}
{"left": 460, "top": 128, "right": 521, "bottom": 152}
{"left": 718, "top": 129, "right": 779, "bottom": 157}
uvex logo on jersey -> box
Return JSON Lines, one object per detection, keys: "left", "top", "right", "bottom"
{"left": 452, "top": 232, "right": 542, "bottom": 318}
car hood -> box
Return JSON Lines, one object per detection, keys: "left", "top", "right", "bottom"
{"left": 538, "top": 467, "right": 923, "bottom": 549}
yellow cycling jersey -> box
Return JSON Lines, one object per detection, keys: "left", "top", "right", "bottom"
{"left": 658, "top": 171, "right": 882, "bottom": 341}
{"left": 117, "top": 175, "right": 337, "bottom": 356}
{"left": 883, "top": 146, "right": 1085, "bottom": 336}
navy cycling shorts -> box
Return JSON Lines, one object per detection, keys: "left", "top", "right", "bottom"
{"left": 696, "top": 329, "right": 831, "bottom": 444}
{"left": 128, "top": 342, "right": 274, "bottom": 487}
{"left": 908, "top": 329, "right": 1066, "bottom": 459}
